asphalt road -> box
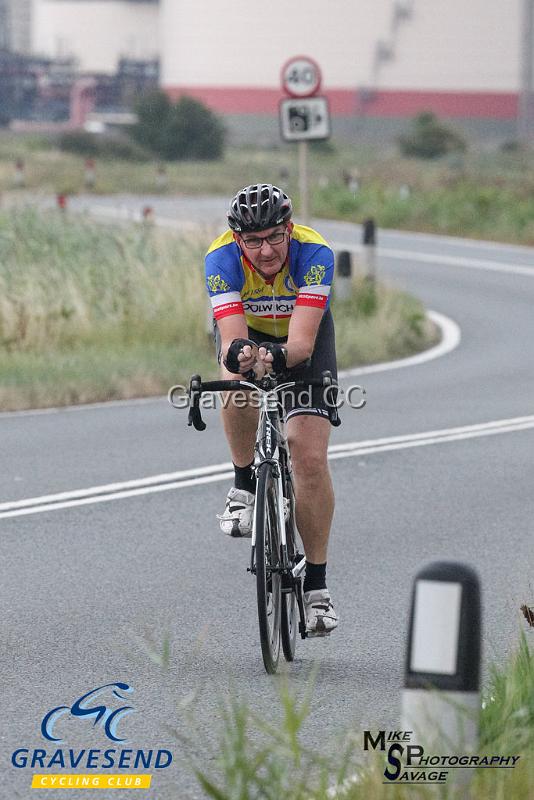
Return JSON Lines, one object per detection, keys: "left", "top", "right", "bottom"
{"left": 2, "top": 198, "right": 534, "bottom": 799}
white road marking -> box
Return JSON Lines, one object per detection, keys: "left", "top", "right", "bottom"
{"left": 2, "top": 415, "right": 534, "bottom": 520}
{"left": 338, "top": 310, "right": 460, "bottom": 377}
{"left": 332, "top": 242, "right": 534, "bottom": 278}
{"left": 2, "top": 225, "right": 532, "bottom": 418}
{"left": 0, "top": 308, "right": 458, "bottom": 419}
{"left": 0, "top": 395, "right": 164, "bottom": 420}
{"left": 380, "top": 247, "right": 534, "bottom": 277}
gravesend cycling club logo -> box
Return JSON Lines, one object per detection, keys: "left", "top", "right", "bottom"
{"left": 11, "top": 681, "right": 173, "bottom": 790}
{"left": 41, "top": 682, "right": 134, "bottom": 743}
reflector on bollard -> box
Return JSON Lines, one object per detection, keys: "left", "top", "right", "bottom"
{"left": 401, "top": 562, "right": 481, "bottom": 777}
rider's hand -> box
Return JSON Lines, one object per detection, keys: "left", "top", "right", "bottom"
{"left": 224, "top": 338, "right": 258, "bottom": 374}
{"left": 258, "top": 342, "right": 288, "bottom": 373}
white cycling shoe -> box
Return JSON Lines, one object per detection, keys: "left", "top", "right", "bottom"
{"left": 217, "top": 488, "right": 255, "bottom": 537}
{"left": 304, "top": 589, "right": 338, "bottom": 637}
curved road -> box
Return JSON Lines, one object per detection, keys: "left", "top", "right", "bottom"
{"left": 1, "top": 199, "right": 534, "bottom": 798}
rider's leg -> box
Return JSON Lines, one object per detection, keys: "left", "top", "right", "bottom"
{"left": 286, "top": 414, "right": 334, "bottom": 564}
{"left": 218, "top": 363, "right": 259, "bottom": 536}
{"left": 287, "top": 413, "right": 338, "bottom": 634}
{"left": 220, "top": 363, "right": 258, "bottom": 467}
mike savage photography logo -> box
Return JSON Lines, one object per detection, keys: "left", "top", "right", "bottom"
{"left": 363, "top": 729, "right": 521, "bottom": 785}
{"left": 11, "top": 682, "right": 173, "bottom": 790}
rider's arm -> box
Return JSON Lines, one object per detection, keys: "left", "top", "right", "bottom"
{"left": 217, "top": 314, "right": 249, "bottom": 363}
{"left": 284, "top": 305, "right": 324, "bottom": 367}
{"left": 287, "top": 234, "right": 334, "bottom": 367}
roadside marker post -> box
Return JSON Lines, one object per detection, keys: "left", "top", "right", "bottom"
{"left": 401, "top": 562, "right": 481, "bottom": 764}
{"left": 156, "top": 163, "right": 168, "bottom": 192}
{"left": 336, "top": 251, "right": 352, "bottom": 300}
{"left": 14, "top": 158, "right": 25, "bottom": 188}
{"left": 142, "top": 206, "right": 154, "bottom": 225}
{"left": 84, "top": 158, "right": 96, "bottom": 189}
{"left": 362, "top": 218, "right": 377, "bottom": 283}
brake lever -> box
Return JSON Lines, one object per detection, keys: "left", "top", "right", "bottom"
{"left": 322, "top": 370, "right": 342, "bottom": 427}
{"left": 188, "top": 375, "right": 206, "bottom": 431}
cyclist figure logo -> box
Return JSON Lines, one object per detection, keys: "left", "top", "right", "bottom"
{"left": 302, "top": 265, "right": 326, "bottom": 286}
{"left": 41, "top": 682, "right": 135, "bottom": 743}
{"left": 208, "top": 274, "right": 230, "bottom": 293}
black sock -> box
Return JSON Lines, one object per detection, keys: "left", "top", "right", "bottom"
{"left": 303, "top": 561, "right": 327, "bottom": 593}
{"left": 233, "top": 461, "right": 256, "bottom": 495}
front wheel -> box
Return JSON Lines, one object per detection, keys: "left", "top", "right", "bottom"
{"left": 281, "top": 513, "right": 299, "bottom": 661}
{"left": 255, "top": 463, "right": 282, "bottom": 674}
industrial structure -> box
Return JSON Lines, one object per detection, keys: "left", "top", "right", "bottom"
{"left": 1, "top": 0, "right": 533, "bottom": 140}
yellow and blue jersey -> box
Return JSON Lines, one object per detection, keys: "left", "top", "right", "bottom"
{"left": 205, "top": 224, "right": 334, "bottom": 337}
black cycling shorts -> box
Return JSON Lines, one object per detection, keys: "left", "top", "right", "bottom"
{"left": 213, "top": 309, "right": 338, "bottom": 424}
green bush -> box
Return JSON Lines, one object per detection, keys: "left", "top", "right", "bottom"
{"left": 59, "top": 131, "right": 100, "bottom": 156}
{"left": 132, "top": 90, "right": 226, "bottom": 161}
{"left": 398, "top": 111, "right": 467, "bottom": 159}
{"left": 58, "top": 131, "right": 150, "bottom": 161}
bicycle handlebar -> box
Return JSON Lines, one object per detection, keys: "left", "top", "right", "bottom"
{"left": 179, "top": 371, "right": 341, "bottom": 431}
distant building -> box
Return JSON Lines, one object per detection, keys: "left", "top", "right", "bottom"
{"left": 0, "top": 0, "right": 32, "bottom": 53}
{"left": 32, "top": 0, "right": 159, "bottom": 73}
{"left": 22, "top": 0, "right": 532, "bottom": 141}
{"left": 158, "top": 0, "right": 524, "bottom": 142}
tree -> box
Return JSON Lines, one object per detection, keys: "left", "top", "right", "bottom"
{"left": 131, "top": 90, "right": 173, "bottom": 154}
{"left": 131, "top": 91, "right": 225, "bottom": 161}
{"left": 398, "top": 112, "right": 467, "bottom": 159}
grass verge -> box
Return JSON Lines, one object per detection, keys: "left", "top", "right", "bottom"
{"left": 3, "top": 135, "right": 534, "bottom": 243}
{"left": 0, "top": 208, "right": 437, "bottom": 411}
{"left": 177, "top": 631, "right": 534, "bottom": 799}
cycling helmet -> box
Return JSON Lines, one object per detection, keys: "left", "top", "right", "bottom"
{"left": 227, "top": 183, "right": 293, "bottom": 232}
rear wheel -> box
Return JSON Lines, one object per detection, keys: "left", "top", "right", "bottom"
{"left": 255, "top": 463, "right": 282, "bottom": 674}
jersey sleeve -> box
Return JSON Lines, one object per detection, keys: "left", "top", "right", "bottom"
{"left": 205, "top": 240, "right": 245, "bottom": 321}
{"left": 294, "top": 243, "right": 334, "bottom": 310}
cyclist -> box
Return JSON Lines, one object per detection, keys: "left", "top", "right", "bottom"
{"left": 205, "top": 184, "right": 338, "bottom": 636}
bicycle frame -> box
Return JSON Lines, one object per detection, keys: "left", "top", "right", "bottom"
{"left": 244, "top": 378, "right": 307, "bottom": 583}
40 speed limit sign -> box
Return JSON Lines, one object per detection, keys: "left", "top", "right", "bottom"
{"left": 281, "top": 55, "right": 322, "bottom": 98}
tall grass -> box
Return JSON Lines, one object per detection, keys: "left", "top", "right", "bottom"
{"left": 186, "top": 631, "right": 534, "bottom": 800}
{"left": 0, "top": 208, "right": 214, "bottom": 408}
{"left": 3, "top": 134, "right": 534, "bottom": 243}
{"left": 0, "top": 208, "right": 435, "bottom": 410}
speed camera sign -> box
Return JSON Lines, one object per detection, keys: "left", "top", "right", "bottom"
{"left": 279, "top": 97, "right": 331, "bottom": 141}
{"left": 281, "top": 56, "right": 322, "bottom": 98}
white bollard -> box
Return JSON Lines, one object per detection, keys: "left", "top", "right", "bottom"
{"left": 401, "top": 562, "right": 481, "bottom": 786}
{"left": 206, "top": 298, "right": 214, "bottom": 337}
{"left": 335, "top": 251, "right": 352, "bottom": 300}
{"left": 14, "top": 158, "right": 25, "bottom": 188}
{"left": 362, "top": 219, "right": 377, "bottom": 283}
{"left": 156, "top": 164, "right": 168, "bottom": 192}
{"left": 84, "top": 158, "right": 96, "bottom": 189}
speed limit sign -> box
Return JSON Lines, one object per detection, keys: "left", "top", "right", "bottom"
{"left": 281, "top": 55, "right": 322, "bottom": 98}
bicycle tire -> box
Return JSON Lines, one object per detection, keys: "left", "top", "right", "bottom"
{"left": 281, "top": 495, "right": 298, "bottom": 662}
{"left": 255, "top": 462, "right": 282, "bottom": 674}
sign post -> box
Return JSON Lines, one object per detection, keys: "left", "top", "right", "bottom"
{"left": 298, "top": 141, "right": 309, "bottom": 225}
{"left": 280, "top": 56, "right": 330, "bottom": 226}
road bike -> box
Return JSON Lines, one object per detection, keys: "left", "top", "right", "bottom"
{"left": 170, "top": 365, "right": 340, "bottom": 674}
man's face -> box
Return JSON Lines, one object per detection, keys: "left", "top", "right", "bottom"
{"left": 236, "top": 222, "right": 293, "bottom": 279}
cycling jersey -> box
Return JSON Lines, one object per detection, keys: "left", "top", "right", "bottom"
{"left": 205, "top": 224, "right": 334, "bottom": 337}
